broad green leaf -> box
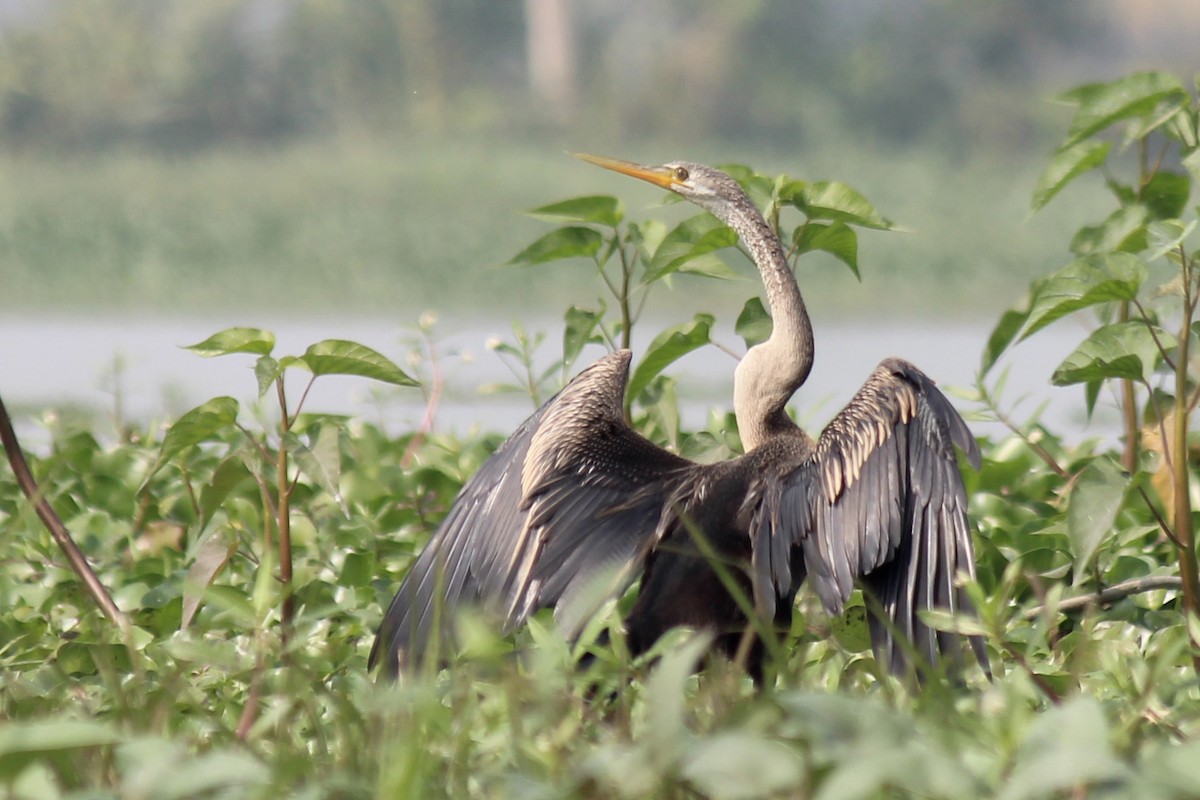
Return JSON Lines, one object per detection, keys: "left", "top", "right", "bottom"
{"left": 0, "top": 718, "right": 122, "bottom": 754}
{"left": 183, "top": 327, "right": 275, "bottom": 357}
{"left": 645, "top": 214, "right": 740, "bottom": 283}
{"left": 981, "top": 305, "right": 1031, "bottom": 376}
{"left": 795, "top": 181, "right": 896, "bottom": 230}
{"left": 507, "top": 226, "right": 603, "bottom": 266}
{"left": 562, "top": 305, "right": 603, "bottom": 369}
{"left": 645, "top": 632, "right": 711, "bottom": 765}
{"left": 1051, "top": 321, "right": 1172, "bottom": 386}
{"left": 630, "top": 218, "right": 668, "bottom": 262}
{"left": 793, "top": 222, "right": 859, "bottom": 278}
{"left": 284, "top": 427, "right": 347, "bottom": 515}
{"left": 997, "top": 697, "right": 1129, "bottom": 800}
{"left": 1183, "top": 148, "right": 1200, "bottom": 185}
{"left": 527, "top": 195, "right": 624, "bottom": 227}
{"left": 339, "top": 550, "right": 376, "bottom": 588}
{"left": 1069, "top": 204, "right": 1149, "bottom": 255}
{"left": 681, "top": 732, "right": 804, "bottom": 800}
{"left": 181, "top": 529, "right": 239, "bottom": 630}
{"left": 830, "top": 603, "right": 870, "bottom": 652}
{"left": 197, "top": 455, "right": 252, "bottom": 530}
{"left": 142, "top": 397, "right": 239, "bottom": 488}
{"left": 141, "top": 749, "right": 269, "bottom": 800}
{"left": 296, "top": 339, "right": 418, "bottom": 386}
{"left": 1021, "top": 254, "right": 1147, "bottom": 339}
{"left": 627, "top": 314, "right": 713, "bottom": 404}
{"left": 1067, "top": 456, "right": 1128, "bottom": 583}
{"left": 1030, "top": 140, "right": 1110, "bottom": 211}
{"left": 735, "top": 297, "right": 772, "bottom": 348}
{"left": 1057, "top": 71, "right": 1187, "bottom": 149}
{"left": 254, "top": 354, "right": 282, "bottom": 397}
{"left": 1146, "top": 219, "right": 1196, "bottom": 262}
{"left": 1142, "top": 170, "right": 1191, "bottom": 220}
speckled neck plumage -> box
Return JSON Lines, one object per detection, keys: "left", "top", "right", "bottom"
{"left": 715, "top": 195, "right": 814, "bottom": 452}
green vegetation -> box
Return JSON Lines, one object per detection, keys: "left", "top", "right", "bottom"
{"left": 4, "top": 69, "right": 1200, "bottom": 798}
{"left": 0, "top": 137, "right": 1101, "bottom": 317}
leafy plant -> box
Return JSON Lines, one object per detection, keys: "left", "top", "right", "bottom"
{"left": 984, "top": 70, "right": 1200, "bottom": 671}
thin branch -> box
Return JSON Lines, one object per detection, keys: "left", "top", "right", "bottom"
{"left": 0, "top": 393, "right": 128, "bottom": 630}
{"left": 1131, "top": 297, "right": 1176, "bottom": 372}
{"left": 1136, "top": 484, "right": 1182, "bottom": 550}
{"left": 1022, "top": 575, "right": 1184, "bottom": 620}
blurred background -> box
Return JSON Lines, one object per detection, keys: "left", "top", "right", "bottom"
{"left": 2, "top": 0, "right": 1199, "bottom": 430}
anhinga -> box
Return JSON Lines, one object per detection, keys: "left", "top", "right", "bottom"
{"left": 370, "top": 155, "right": 987, "bottom": 681}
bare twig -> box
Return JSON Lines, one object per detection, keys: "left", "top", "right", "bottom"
{"left": 0, "top": 392, "right": 128, "bottom": 629}
{"left": 1022, "top": 575, "right": 1184, "bottom": 620}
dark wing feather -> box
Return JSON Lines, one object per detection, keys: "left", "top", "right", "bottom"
{"left": 758, "top": 358, "right": 986, "bottom": 677}
{"left": 369, "top": 350, "right": 691, "bottom": 677}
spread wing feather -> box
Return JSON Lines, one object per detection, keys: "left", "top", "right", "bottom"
{"left": 368, "top": 350, "right": 691, "bottom": 677}
{"left": 755, "top": 358, "right": 987, "bottom": 676}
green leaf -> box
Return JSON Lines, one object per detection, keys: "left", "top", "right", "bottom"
{"left": 254, "top": 354, "right": 282, "bottom": 397}
{"left": 1069, "top": 204, "right": 1149, "bottom": 255}
{"left": 795, "top": 181, "right": 896, "bottom": 230}
{"left": 507, "top": 226, "right": 603, "bottom": 266}
{"left": 627, "top": 314, "right": 713, "bottom": 404}
{"left": 681, "top": 732, "right": 804, "bottom": 800}
{"left": 284, "top": 427, "right": 346, "bottom": 515}
{"left": 793, "top": 222, "right": 859, "bottom": 278}
{"left": 645, "top": 632, "right": 711, "bottom": 765}
{"left": 645, "top": 214, "right": 740, "bottom": 283}
{"left": 562, "top": 305, "right": 604, "bottom": 369}
{"left": 735, "top": 297, "right": 772, "bottom": 348}
{"left": 1067, "top": 457, "right": 1128, "bottom": 583}
{"left": 0, "top": 718, "right": 120, "bottom": 775}
{"left": 981, "top": 305, "right": 1031, "bottom": 376}
{"left": 1031, "top": 140, "right": 1111, "bottom": 211}
{"left": 135, "top": 748, "right": 269, "bottom": 800}
{"left": 1021, "top": 254, "right": 1147, "bottom": 339}
{"left": 997, "top": 697, "right": 1129, "bottom": 800}
{"left": 1057, "top": 71, "right": 1187, "bottom": 149}
{"left": 527, "top": 195, "right": 624, "bottom": 227}
{"left": 830, "top": 603, "right": 871, "bottom": 652}
{"left": 181, "top": 529, "right": 239, "bottom": 630}
{"left": 1146, "top": 219, "right": 1197, "bottom": 262}
{"left": 183, "top": 327, "right": 275, "bottom": 357}
{"left": 1052, "top": 321, "right": 1172, "bottom": 386}
{"left": 197, "top": 455, "right": 252, "bottom": 530}
{"left": 142, "top": 397, "right": 239, "bottom": 488}
{"left": 296, "top": 339, "right": 418, "bottom": 386}
{"left": 1141, "top": 170, "right": 1191, "bottom": 220}
{"left": 1183, "top": 148, "right": 1200, "bottom": 186}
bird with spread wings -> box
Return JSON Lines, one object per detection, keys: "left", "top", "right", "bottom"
{"left": 370, "top": 154, "right": 988, "bottom": 682}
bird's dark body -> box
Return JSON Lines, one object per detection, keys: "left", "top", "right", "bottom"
{"left": 369, "top": 157, "right": 988, "bottom": 682}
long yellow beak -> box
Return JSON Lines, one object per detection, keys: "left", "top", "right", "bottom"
{"left": 571, "top": 153, "right": 681, "bottom": 190}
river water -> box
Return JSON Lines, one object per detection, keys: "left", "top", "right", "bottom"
{"left": 0, "top": 314, "right": 1116, "bottom": 446}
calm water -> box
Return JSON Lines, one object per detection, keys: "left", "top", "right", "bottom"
{"left": 0, "top": 314, "right": 1116, "bottom": 445}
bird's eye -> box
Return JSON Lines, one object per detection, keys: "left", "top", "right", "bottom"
{"left": 673, "top": 166, "right": 689, "bottom": 182}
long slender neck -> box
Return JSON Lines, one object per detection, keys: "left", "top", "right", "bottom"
{"left": 722, "top": 200, "right": 814, "bottom": 451}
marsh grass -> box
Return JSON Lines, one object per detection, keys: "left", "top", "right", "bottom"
{"left": 1, "top": 135, "right": 1102, "bottom": 320}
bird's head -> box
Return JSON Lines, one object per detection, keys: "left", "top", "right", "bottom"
{"left": 572, "top": 153, "right": 750, "bottom": 225}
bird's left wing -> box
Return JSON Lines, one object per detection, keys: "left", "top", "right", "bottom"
{"left": 747, "top": 358, "right": 987, "bottom": 676}
{"left": 369, "top": 350, "right": 692, "bottom": 676}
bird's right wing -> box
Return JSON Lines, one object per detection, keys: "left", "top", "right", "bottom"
{"left": 747, "top": 358, "right": 987, "bottom": 677}
{"left": 369, "top": 350, "right": 692, "bottom": 676}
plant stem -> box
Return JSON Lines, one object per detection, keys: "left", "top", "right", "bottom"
{"left": 0, "top": 392, "right": 128, "bottom": 631}
{"left": 618, "top": 244, "right": 633, "bottom": 351}
{"left": 1173, "top": 252, "right": 1200, "bottom": 673}
{"left": 276, "top": 378, "right": 295, "bottom": 640}
{"left": 1119, "top": 300, "right": 1139, "bottom": 472}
